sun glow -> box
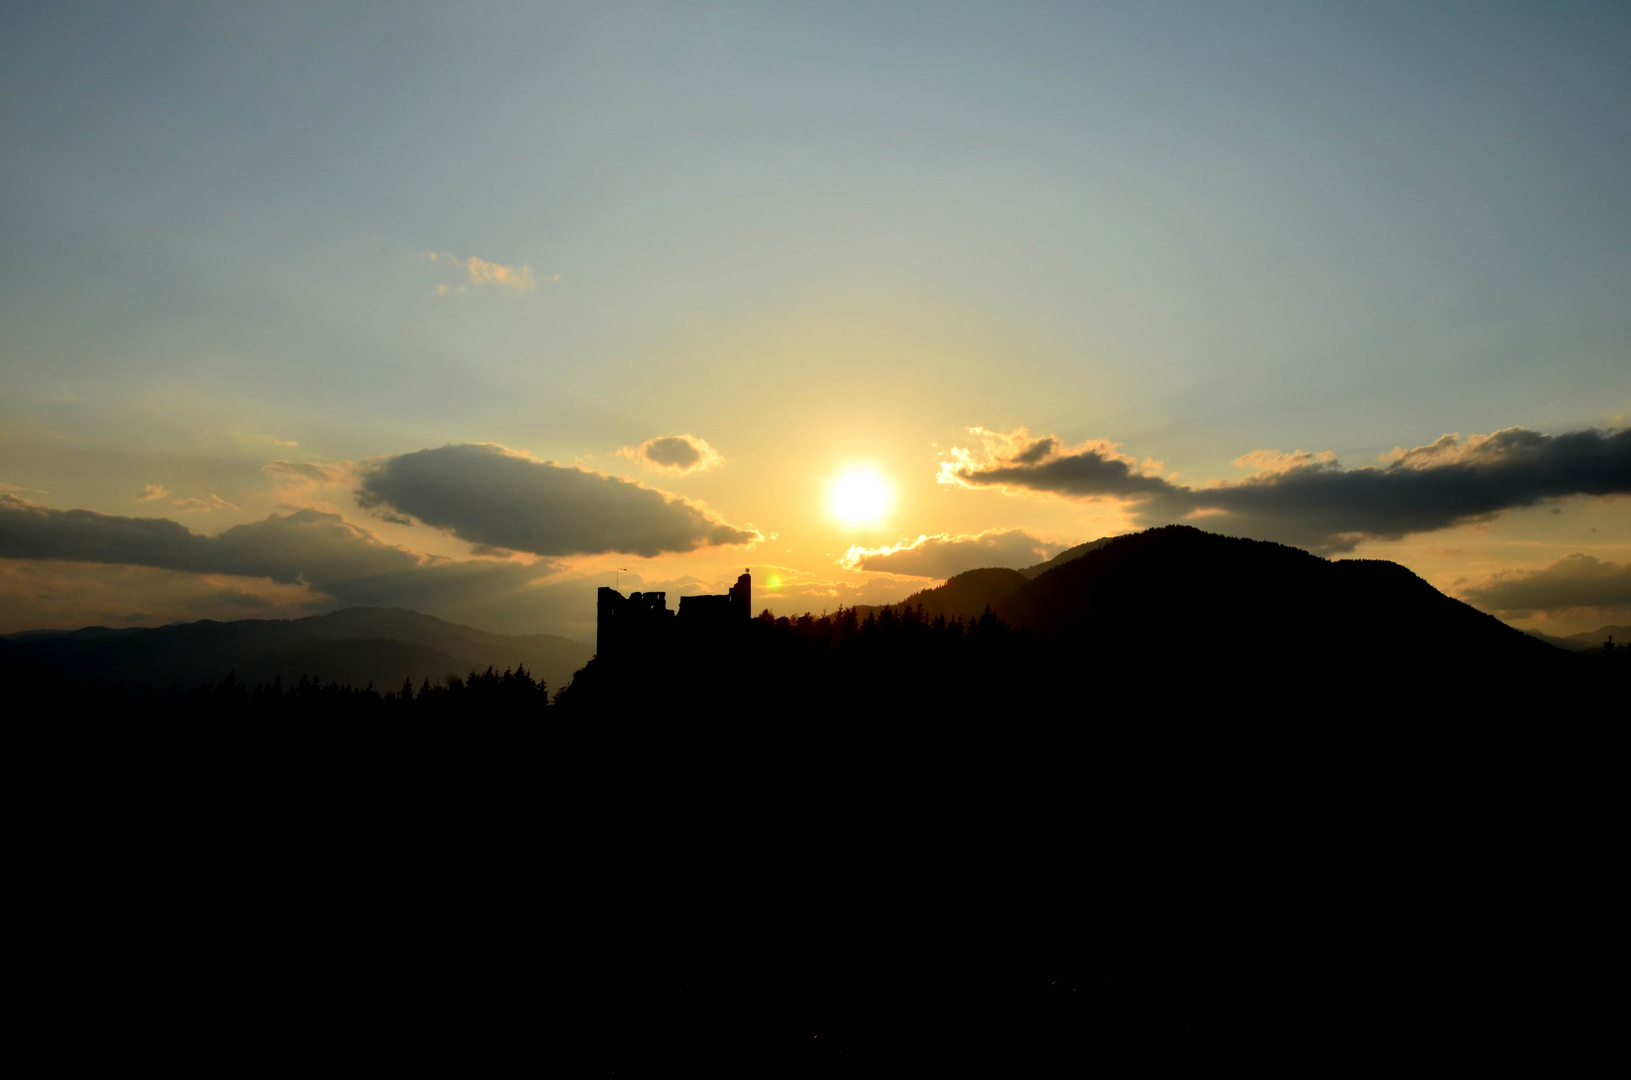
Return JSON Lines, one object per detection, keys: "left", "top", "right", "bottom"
{"left": 829, "top": 467, "right": 893, "bottom": 528}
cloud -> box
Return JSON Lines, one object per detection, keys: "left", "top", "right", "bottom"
{"left": 261, "top": 460, "right": 357, "bottom": 516}
{"left": 622, "top": 434, "right": 723, "bottom": 474}
{"left": 0, "top": 494, "right": 549, "bottom": 615}
{"left": 172, "top": 493, "right": 240, "bottom": 513}
{"left": 940, "top": 428, "right": 1177, "bottom": 500}
{"left": 942, "top": 425, "right": 1631, "bottom": 553}
{"left": 136, "top": 484, "right": 170, "bottom": 502}
{"left": 425, "top": 252, "right": 555, "bottom": 295}
{"left": 355, "top": 443, "right": 759, "bottom": 558}
{"left": 840, "top": 529, "right": 1056, "bottom": 578}
{"left": 263, "top": 461, "right": 350, "bottom": 484}
{"left": 1231, "top": 449, "right": 1339, "bottom": 474}
{"left": 1461, "top": 555, "right": 1631, "bottom": 618}
{"left": 2, "top": 494, "right": 213, "bottom": 569}
{"left": 465, "top": 255, "right": 536, "bottom": 291}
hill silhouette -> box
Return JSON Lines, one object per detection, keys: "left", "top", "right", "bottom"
{"left": 994, "top": 525, "right": 1562, "bottom": 669}
{"left": 0, "top": 607, "right": 592, "bottom": 696}
{"left": 858, "top": 526, "right": 1559, "bottom": 674}
{"left": 891, "top": 567, "right": 1030, "bottom": 621}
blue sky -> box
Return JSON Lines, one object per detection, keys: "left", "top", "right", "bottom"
{"left": 3, "top": 3, "right": 1628, "bottom": 639}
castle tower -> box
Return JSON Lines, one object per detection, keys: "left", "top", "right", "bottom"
{"left": 596, "top": 586, "right": 620, "bottom": 657}
{"left": 730, "top": 569, "right": 751, "bottom": 618}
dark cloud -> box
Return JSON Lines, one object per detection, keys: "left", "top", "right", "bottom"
{"left": 626, "top": 433, "right": 722, "bottom": 474}
{"left": 0, "top": 494, "right": 211, "bottom": 569}
{"left": 1461, "top": 555, "right": 1631, "bottom": 617}
{"left": 943, "top": 426, "right": 1631, "bottom": 553}
{"left": 645, "top": 437, "right": 701, "bottom": 469}
{"left": 941, "top": 432, "right": 1179, "bottom": 500}
{"left": 357, "top": 443, "right": 756, "bottom": 557}
{"left": 841, "top": 530, "right": 1054, "bottom": 578}
{"left": 0, "top": 494, "right": 547, "bottom": 614}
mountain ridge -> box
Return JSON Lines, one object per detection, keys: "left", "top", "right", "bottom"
{"left": 0, "top": 606, "right": 593, "bottom": 695}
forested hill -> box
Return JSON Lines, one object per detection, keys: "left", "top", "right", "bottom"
{"left": 993, "top": 526, "right": 1562, "bottom": 667}
{"left": 840, "top": 525, "right": 1571, "bottom": 672}
{"left": 1, "top": 607, "right": 592, "bottom": 696}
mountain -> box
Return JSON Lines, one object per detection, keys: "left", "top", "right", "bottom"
{"left": 865, "top": 525, "right": 1567, "bottom": 677}
{"left": 993, "top": 525, "right": 1563, "bottom": 670}
{"left": 0, "top": 607, "right": 593, "bottom": 694}
{"left": 1525, "top": 625, "right": 1630, "bottom": 652}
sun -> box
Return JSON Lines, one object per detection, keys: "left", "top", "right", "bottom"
{"left": 830, "top": 467, "right": 893, "bottom": 528}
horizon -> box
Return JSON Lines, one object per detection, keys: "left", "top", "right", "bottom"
{"left": 3, "top": 4, "right": 1628, "bottom": 642}
{"left": 4, "top": 524, "right": 1628, "bottom": 650}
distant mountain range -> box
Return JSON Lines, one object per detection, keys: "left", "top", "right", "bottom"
{"left": 1, "top": 607, "right": 593, "bottom": 694}
{"left": 1524, "top": 625, "right": 1630, "bottom": 652}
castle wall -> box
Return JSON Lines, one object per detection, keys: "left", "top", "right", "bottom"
{"left": 597, "top": 572, "right": 751, "bottom": 660}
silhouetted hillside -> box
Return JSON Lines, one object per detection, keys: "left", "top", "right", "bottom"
{"left": 996, "top": 525, "right": 1564, "bottom": 671}
{"left": 0, "top": 607, "right": 592, "bottom": 696}
{"left": 894, "top": 567, "right": 1030, "bottom": 621}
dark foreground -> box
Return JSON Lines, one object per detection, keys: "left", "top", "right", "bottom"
{"left": 11, "top": 697, "right": 1619, "bottom": 1072}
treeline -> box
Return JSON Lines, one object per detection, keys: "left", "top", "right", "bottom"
{"left": 554, "top": 602, "right": 1031, "bottom": 714}
{"left": 8, "top": 603, "right": 1621, "bottom": 717}
{"left": 754, "top": 602, "right": 1014, "bottom": 642}
{"left": 6, "top": 662, "right": 555, "bottom": 716}
{"left": 558, "top": 599, "right": 1626, "bottom": 715}
{"left": 8, "top": 604, "right": 1020, "bottom": 715}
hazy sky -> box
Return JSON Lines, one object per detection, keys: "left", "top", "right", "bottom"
{"left": 3, "top": 2, "right": 1628, "bottom": 641}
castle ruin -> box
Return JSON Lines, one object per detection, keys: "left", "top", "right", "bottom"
{"left": 597, "top": 570, "right": 751, "bottom": 659}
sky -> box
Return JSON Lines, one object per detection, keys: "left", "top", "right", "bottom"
{"left": 2, "top": 1, "right": 1628, "bottom": 642}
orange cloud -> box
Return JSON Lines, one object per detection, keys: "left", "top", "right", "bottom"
{"left": 172, "top": 494, "right": 240, "bottom": 513}
{"left": 425, "top": 251, "right": 556, "bottom": 294}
